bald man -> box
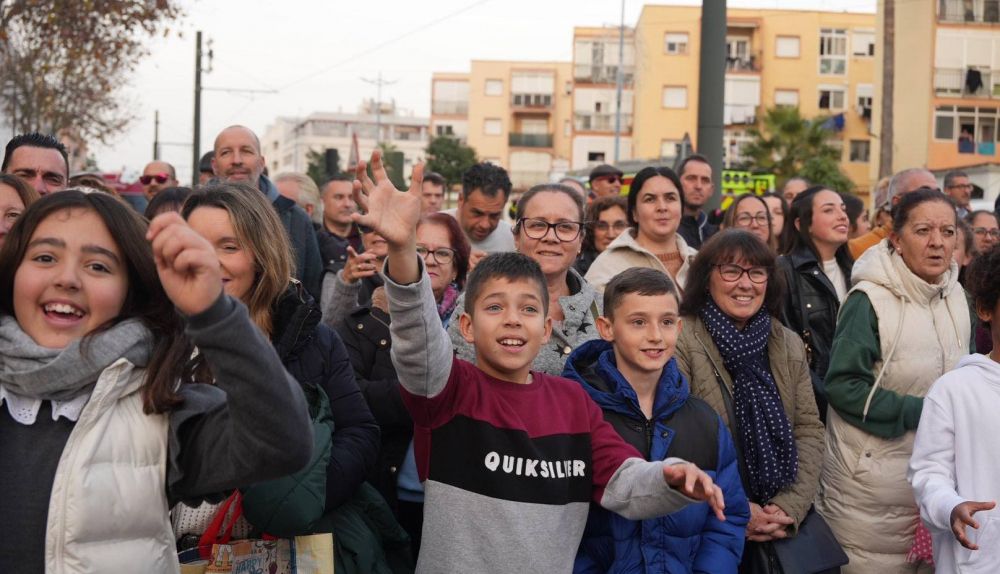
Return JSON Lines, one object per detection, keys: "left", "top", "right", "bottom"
{"left": 140, "top": 160, "right": 178, "bottom": 199}
{"left": 211, "top": 125, "right": 323, "bottom": 299}
{"left": 848, "top": 167, "right": 940, "bottom": 260}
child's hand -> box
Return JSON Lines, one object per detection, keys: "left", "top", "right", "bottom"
{"left": 951, "top": 500, "right": 996, "bottom": 550}
{"left": 663, "top": 462, "right": 726, "bottom": 522}
{"left": 147, "top": 212, "right": 223, "bottom": 316}
{"left": 352, "top": 150, "right": 424, "bottom": 252}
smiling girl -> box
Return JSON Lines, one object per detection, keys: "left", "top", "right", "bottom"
{"left": 0, "top": 190, "right": 311, "bottom": 573}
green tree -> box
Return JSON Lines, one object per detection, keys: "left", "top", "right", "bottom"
{"left": 306, "top": 148, "right": 332, "bottom": 185}
{"left": 743, "top": 106, "right": 855, "bottom": 193}
{"left": 424, "top": 136, "right": 477, "bottom": 187}
{"left": 0, "top": 1, "right": 183, "bottom": 143}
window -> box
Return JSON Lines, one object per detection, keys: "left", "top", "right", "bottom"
{"left": 849, "top": 140, "right": 871, "bottom": 162}
{"left": 856, "top": 84, "right": 874, "bottom": 119}
{"left": 587, "top": 152, "right": 606, "bottom": 162}
{"left": 435, "top": 125, "right": 455, "bottom": 136}
{"left": 935, "top": 113, "right": 956, "bottom": 140}
{"left": 485, "top": 79, "right": 503, "bottom": 96}
{"left": 819, "top": 28, "right": 847, "bottom": 74}
{"left": 664, "top": 32, "right": 689, "bottom": 55}
{"left": 819, "top": 87, "right": 846, "bottom": 110}
{"left": 660, "top": 139, "right": 682, "bottom": 159}
{"left": 564, "top": 119, "right": 571, "bottom": 137}
{"left": 775, "top": 89, "right": 799, "bottom": 106}
{"left": 775, "top": 36, "right": 800, "bottom": 58}
{"left": 662, "top": 86, "right": 688, "bottom": 109}
{"left": 484, "top": 118, "right": 502, "bottom": 135}
{"left": 852, "top": 29, "right": 875, "bottom": 57}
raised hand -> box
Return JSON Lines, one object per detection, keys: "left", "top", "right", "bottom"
{"left": 147, "top": 212, "right": 223, "bottom": 316}
{"left": 352, "top": 149, "right": 424, "bottom": 251}
{"left": 341, "top": 245, "right": 379, "bottom": 284}
{"left": 663, "top": 462, "right": 726, "bottom": 522}
{"left": 951, "top": 500, "right": 996, "bottom": 550}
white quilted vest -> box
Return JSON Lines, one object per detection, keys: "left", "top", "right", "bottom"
{"left": 45, "top": 358, "right": 177, "bottom": 574}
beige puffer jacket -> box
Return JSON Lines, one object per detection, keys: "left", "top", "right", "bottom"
{"left": 816, "top": 240, "right": 970, "bottom": 573}
{"left": 584, "top": 230, "right": 696, "bottom": 294}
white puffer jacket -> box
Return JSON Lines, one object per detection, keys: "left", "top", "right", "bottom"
{"left": 817, "top": 239, "right": 970, "bottom": 572}
{"left": 584, "top": 230, "right": 696, "bottom": 294}
{"left": 46, "top": 358, "right": 176, "bottom": 574}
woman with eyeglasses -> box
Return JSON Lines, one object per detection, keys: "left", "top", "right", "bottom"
{"left": 331, "top": 211, "right": 470, "bottom": 557}
{"left": 722, "top": 193, "right": 772, "bottom": 247}
{"left": 674, "top": 230, "right": 825, "bottom": 568}
{"left": 585, "top": 166, "right": 698, "bottom": 294}
{"left": 575, "top": 195, "right": 628, "bottom": 276}
{"left": 818, "top": 189, "right": 971, "bottom": 572}
{"left": 448, "top": 183, "right": 602, "bottom": 375}
{"left": 965, "top": 210, "right": 999, "bottom": 255}
{"left": 775, "top": 186, "right": 853, "bottom": 424}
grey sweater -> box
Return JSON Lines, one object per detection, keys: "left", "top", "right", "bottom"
{"left": 384, "top": 259, "right": 696, "bottom": 574}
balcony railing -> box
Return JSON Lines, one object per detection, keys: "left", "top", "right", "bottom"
{"left": 934, "top": 67, "right": 1000, "bottom": 98}
{"left": 939, "top": 0, "right": 1000, "bottom": 23}
{"left": 511, "top": 93, "right": 553, "bottom": 108}
{"left": 726, "top": 55, "right": 761, "bottom": 73}
{"left": 431, "top": 101, "right": 469, "bottom": 115}
{"left": 509, "top": 133, "right": 553, "bottom": 148}
{"left": 574, "top": 113, "right": 633, "bottom": 132}
{"left": 573, "top": 64, "right": 635, "bottom": 84}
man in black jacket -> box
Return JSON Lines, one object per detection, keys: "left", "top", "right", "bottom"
{"left": 212, "top": 126, "right": 324, "bottom": 299}
{"left": 676, "top": 154, "right": 718, "bottom": 249}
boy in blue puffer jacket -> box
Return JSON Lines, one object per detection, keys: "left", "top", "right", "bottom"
{"left": 563, "top": 268, "right": 749, "bottom": 573}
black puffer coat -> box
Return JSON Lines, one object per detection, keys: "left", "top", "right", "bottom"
{"left": 271, "top": 282, "right": 381, "bottom": 510}
{"left": 334, "top": 305, "right": 411, "bottom": 511}
{"left": 776, "top": 246, "right": 852, "bottom": 422}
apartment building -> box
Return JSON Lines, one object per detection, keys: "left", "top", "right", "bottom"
{"left": 872, "top": 0, "right": 1000, "bottom": 202}
{"left": 260, "top": 100, "right": 428, "bottom": 179}
{"left": 632, "top": 5, "right": 876, "bottom": 192}
{"left": 429, "top": 61, "right": 574, "bottom": 189}
{"left": 571, "top": 26, "right": 635, "bottom": 169}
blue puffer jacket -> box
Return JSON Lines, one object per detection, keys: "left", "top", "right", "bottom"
{"left": 563, "top": 339, "right": 749, "bottom": 574}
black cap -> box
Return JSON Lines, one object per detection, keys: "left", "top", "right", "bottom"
{"left": 199, "top": 151, "right": 215, "bottom": 174}
{"left": 589, "top": 164, "right": 623, "bottom": 182}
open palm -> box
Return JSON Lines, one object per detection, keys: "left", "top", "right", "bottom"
{"left": 353, "top": 149, "right": 424, "bottom": 249}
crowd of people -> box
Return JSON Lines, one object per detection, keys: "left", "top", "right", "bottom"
{"left": 1, "top": 126, "right": 1000, "bottom": 574}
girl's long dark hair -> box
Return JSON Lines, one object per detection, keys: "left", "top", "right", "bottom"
{"left": 781, "top": 186, "right": 854, "bottom": 271}
{"left": 0, "top": 190, "right": 203, "bottom": 413}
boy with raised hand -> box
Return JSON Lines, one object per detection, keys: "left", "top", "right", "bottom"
{"left": 563, "top": 268, "right": 749, "bottom": 573}
{"left": 351, "top": 150, "right": 725, "bottom": 574}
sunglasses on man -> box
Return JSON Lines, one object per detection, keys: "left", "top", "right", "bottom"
{"left": 594, "top": 175, "right": 622, "bottom": 184}
{"left": 140, "top": 173, "right": 171, "bottom": 185}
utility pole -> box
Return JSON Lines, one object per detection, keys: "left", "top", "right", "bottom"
{"left": 613, "top": 0, "right": 626, "bottom": 163}
{"left": 192, "top": 31, "right": 203, "bottom": 187}
{"left": 697, "top": 0, "right": 726, "bottom": 212}
{"left": 153, "top": 110, "right": 160, "bottom": 160}
{"left": 361, "top": 72, "right": 397, "bottom": 146}
{"left": 878, "top": 0, "right": 895, "bottom": 179}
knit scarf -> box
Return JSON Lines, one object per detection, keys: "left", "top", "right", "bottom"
{"left": 0, "top": 315, "right": 153, "bottom": 402}
{"left": 700, "top": 299, "right": 798, "bottom": 503}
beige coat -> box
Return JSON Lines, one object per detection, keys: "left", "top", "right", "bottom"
{"left": 584, "top": 230, "right": 697, "bottom": 294}
{"left": 816, "top": 240, "right": 969, "bottom": 573}
{"left": 675, "top": 315, "right": 825, "bottom": 533}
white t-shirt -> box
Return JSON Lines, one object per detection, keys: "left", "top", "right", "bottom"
{"left": 822, "top": 259, "right": 848, "bottom": 303}
{"left": 442, "top": 207, "right": 516, "bottom": 253}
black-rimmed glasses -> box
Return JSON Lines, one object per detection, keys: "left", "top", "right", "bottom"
{"left": 713, "top": 263, "right": 769, "bottom": 284}
{"left": 416, "top": 245, "right": 457, "bottom": 264}
{"left": 518, "top": 218, "right": 583, "bottom": 241}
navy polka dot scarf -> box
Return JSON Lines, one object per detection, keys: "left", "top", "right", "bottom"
{"left": 700, "top": 299, "right": 798, "bottom": 503}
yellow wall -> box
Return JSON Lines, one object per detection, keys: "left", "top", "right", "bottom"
{"left": 635, "top": 6, "right": 876, "bottom": 191}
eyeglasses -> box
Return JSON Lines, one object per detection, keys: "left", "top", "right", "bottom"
{"left": 947, "top": 183, "right": 974, "bottom": 191}
{"left": 734, "top": 213, "right": 769, "bottom": 227}
{"left": 594, "top": 175, "right": 622, "bottom": 184}
{"left": 594, "top": 220, "right": 628, "bottom": 233}
{"left": 713, "top": 263, "right": 769, "bottom": 284}
{"left": 416, "top": 245, "right": 457, "bottom": 264}
{"left": 518, "top": 218, "right": 583, "bottom": 241}
{"left": 140, "top": 173, "right": 170, "bottom": 185}
{"left": 973, "top": 227, "right": 1000, "bottom": 238}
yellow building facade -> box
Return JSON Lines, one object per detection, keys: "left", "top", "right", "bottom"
{"left": 430, "top": 60, "right": 574, "bottom": 189}
{"left": 633, "top": 6, "right": 877, "bottom": 193}
{"left": 871, "top": 0, "right": 1000, "bottom": 202}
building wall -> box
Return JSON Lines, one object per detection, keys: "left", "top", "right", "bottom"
{"left": 635, "top": 6, "right": 876, "bottom": 191}
{"left": 571, "top": 26, "right": 635, "bottom": 169}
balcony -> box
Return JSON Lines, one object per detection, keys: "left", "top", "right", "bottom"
{"left": 726, "top": 54, "right": 761, "bottom": 73}
{"left": 574, "top": 113, "right": 633, "bottom": 133}
{"left": 431, "top": 101, "right": 469, "bottom": 116}
{"left": 573, "top": 64, "right": 635, "bottom": 85}
{"left": 934, "top": 67, "right": 1000, "bottom": 98}
{"left": 939, "top": 0, "right": 1000, "bottom": 23}
{"left": 511, "top": 93, "right": 553, "bottom": 110}
{"left": 509, "top": 133, "right": 553, "bottom": 148}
